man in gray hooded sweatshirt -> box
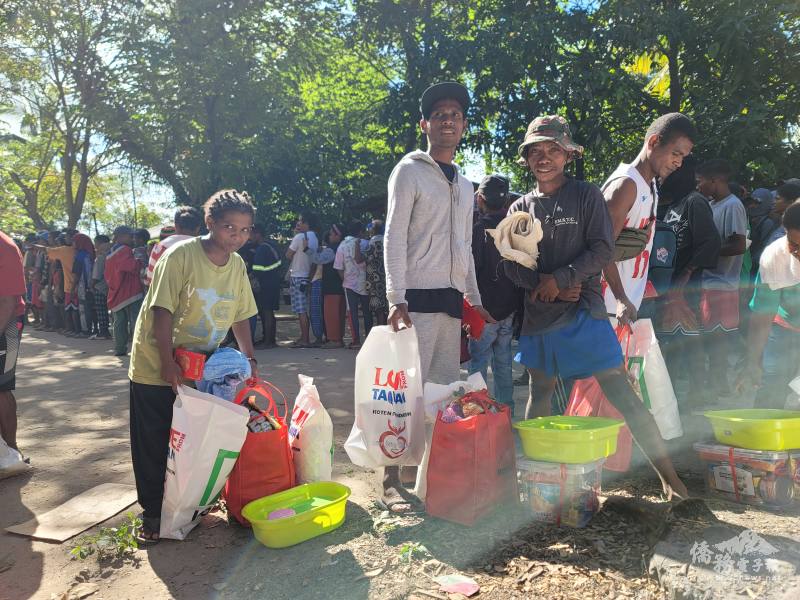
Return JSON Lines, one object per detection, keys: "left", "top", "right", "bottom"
{"left": 382, "top": 81, "right": 494, "bottom": 512}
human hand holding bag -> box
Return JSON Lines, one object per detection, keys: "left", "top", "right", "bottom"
{"left": 344, "top": 325, "right": 425, "bottom": 468}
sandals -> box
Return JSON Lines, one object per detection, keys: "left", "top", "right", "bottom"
{"left": 377, "top": 487, "right": 423, "bottom": 514}
{"left": 135, "top": 516, "right": 161, "bottom": 545}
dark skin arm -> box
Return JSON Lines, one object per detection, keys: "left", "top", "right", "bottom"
{"left": 0, "top": 296, "right": 17, "bottom": 332}
{"left": 354, "top": 239, "right": 366, "bottom": 264}
{"left": 719, "top": 233, "right": 746, "bottom": 257}
{"left": 153, "top": 307, "right": 183, "bottom": 392}
{"left": 602, "top": 177, "right": 643, "bottom": 322}
{"left": 736, "top": 311, "right": 771, "bottom": 392}
{"left": 231, "top": 319, "right": 259, "bottom": 380}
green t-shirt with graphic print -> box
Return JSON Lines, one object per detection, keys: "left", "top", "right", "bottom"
{"left": 129, "top": 237, "right": 257, "bottom": 386}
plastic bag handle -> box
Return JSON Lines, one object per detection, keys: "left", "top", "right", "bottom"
{"left": 615, "top": 322, "right": 633, "bottom": 362}
{"left": 234, "top": 378, "right": 288, "bottom": 420}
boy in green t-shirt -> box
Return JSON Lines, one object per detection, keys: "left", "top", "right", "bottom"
{"left": 739, "top": 200, "right": 800, "bottom": 408}
{"left": 128, "top": 189, "right": 259, "bottom": 543}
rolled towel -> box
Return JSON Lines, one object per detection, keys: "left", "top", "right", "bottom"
{"left": 486, "top": 211, "right": 543, "bottom": 269}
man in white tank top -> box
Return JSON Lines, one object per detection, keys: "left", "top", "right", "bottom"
{"left": 602, "top": 113, "right": 696, "bottom": 323}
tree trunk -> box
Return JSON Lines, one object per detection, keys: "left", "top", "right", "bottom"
{"left": 8, "top": 171, "right": 50, "bottom": 229}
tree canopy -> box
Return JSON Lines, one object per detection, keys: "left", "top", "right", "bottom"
{"left": 1, "top": 0, "right": 798, "bottom": 235}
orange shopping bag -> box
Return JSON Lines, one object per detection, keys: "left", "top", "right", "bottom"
{"left": 426, "top": 392, "right": 517, "bottom": 525}
{"left": 223, "top": 379, "right": 296, "bottom": 526}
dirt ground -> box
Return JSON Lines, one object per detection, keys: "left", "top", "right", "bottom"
{"left": 1, "top": 319, "right": 799, "bottom": 600}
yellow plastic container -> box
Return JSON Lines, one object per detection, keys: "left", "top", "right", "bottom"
{"left": 513, "top": 416, "right": 624, "bottom": 463}
{"left": 704, "top": 409, "right": 800, "bottom": 451}
{"left": 241, "top": 481, "right": 351, "bottom": 548}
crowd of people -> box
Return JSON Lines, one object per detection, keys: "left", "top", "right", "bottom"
{"left": 2, "top": 80, "right": 800, "bottom": 532}
{"left": 7, "top": 213, "right": 203, "bottom": 356}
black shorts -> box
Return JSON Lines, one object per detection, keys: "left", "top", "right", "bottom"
{"left": 257, "top": 277, "right": 281, "bottom": 312}
{"left": 0, "top": 316, "right": 23, "bottom": 392}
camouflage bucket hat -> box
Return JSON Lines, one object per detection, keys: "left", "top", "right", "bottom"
{"left": 517, "top": 115, "right": 584, "bottom": 165}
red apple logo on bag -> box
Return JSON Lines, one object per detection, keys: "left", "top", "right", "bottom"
{"left": 379, "top": 420, "right": 408, "bottom": 459}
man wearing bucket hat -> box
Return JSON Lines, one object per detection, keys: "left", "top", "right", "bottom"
{"left": 382, "top": 81, "right": 494, "bottom": 512}
{"left": 602, "top": 113, "right": 696, "bottom": 324}
{"left": 504, "top": 115, "right": 689, "bottom": 499}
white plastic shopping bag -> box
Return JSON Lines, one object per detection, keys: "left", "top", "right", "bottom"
{"left": 160, "top": 385, "right": 249, "bottom": 540}
{"left": 421, "top": 372, "right": 488, "bottom": 423}
{"left": 344, "top": 325, "right": 425, "bottom": 468}
{"left": 0, "top": 435, "right": 29, "bottom": 480}
{"left": 289, "top": 374, "right": 334, "bottom": 483}
{"left": 624, "top": 318, "right": 684, "bottom": 440}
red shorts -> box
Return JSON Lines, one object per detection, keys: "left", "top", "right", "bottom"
{"left": 700, "top": 289, "right": 740, "bottom": 332}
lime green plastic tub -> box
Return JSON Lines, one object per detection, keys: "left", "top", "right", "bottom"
{"left": 704, "top": 409, "right": 800, "bottom": 451}
{"left": 514, "top": 416, "right": 624, "bottom": 463}
{"left": 241, "top": 481, "right": 351, "bottom": 548}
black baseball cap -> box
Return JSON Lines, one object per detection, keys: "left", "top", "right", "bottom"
{"left": 477, "top": 174, "right": 510, "bottom": 204}
{"left": 420, "top": 82, "right": 470, "bottom": 119}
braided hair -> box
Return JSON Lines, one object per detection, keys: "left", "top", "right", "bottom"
{"left": 203, "top": 189, "right": 256, "bottom": 221}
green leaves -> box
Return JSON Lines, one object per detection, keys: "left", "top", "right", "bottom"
{"left": 2, "top": 0, "right": 798, "bottom": 232}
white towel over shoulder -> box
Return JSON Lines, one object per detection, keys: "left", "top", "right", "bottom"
{"left": 486, "top": 212, "right": 543, "bottom": 269}
{"left": 760, "top": 237, "right": 800, "bottom": 291}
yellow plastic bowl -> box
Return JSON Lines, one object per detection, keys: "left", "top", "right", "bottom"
{"left": 704, "top": 409, "right": 800, "bottom": 451}
{"left": 241, "top": 481, "right": 351, "bottom": 548}
{"left": 514, "top": 416, "right": 624, "bottom": 463}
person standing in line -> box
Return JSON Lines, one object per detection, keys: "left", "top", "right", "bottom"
{"left": 251, "top": 227, "right": 283, "bottom": 348}
{"left": 382, "top": 81, "right": 494, "bottom": 511}
{"left": 22, "top": 234, "right": 39, "bottom": 326}
{"left": 128, "top": 189, "right": 258, "bottom": 543}
{"left": 653, "top": 157, "right": 721, "bottom": 407}
{"left": 132, "top": 229, "right": 150, "bottom": 288}
{"left": 42, "top": 235, "right": 77, "bottom": 335}
{"left": 747, "top": 188, "right": 780, "bottom": 279}
{"left": 468, "top": 173, "right": 519, "bottom": 411}
{"left": 357, "top": 220, "right": 389, "bottom": 327}
{"left": 504, "top": 115, "right": 689, "bottom": 499}
{"left": 309, "top": 242, "right": 325, "bottom": 347}
{"left": 336, "top": 222, "right": 371, "bottom": 349}
{"left": 285, "top": 213, "right": 319, "bottom": 348}
{"left": 90, "top": 234, "right": 112, "bottom": 340}
{"left": 0, "top": 229, "right": 26, "bottom": 456}
{"left": 765, "top": 181, "right": 800, "bottom": 246}
{"left": 314, "top": 225, "right": 347, "bottom": 348}
{"left": 105, "top": 226, "right": 145, "bottom": 356}
{"left": 602, "top": 113, "right": 696, "bottom": 324}
{"left": 695, "top": 159, "right": 748, "bottom": 400}
{"left": 739, "top": 201, "right": 800, "bottom": 408}
{"left": 144, "top": 206, "right": 203, "bottom": 286}
{"left": 71, "top": 233, "right": 96, "bottom": 338}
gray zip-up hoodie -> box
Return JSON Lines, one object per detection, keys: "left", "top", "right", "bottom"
{"left": 384, "top": 150, "right": 482, "bottom": 308}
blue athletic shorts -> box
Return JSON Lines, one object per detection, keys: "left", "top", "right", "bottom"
{"left": 515, "top": 310, "right": 623, "bottom": 379}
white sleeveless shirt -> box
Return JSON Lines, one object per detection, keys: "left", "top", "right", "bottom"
{"left": 601, "top": 162, "right": 657, "bottom": 313}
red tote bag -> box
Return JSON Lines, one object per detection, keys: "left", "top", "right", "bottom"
{"left": 426, "top": 396, "right": 517, "bottom": 526}
{"left": 223, "top": 379, "right": 296, "bottom": 527}
{"left": 565, "top": 325, "right": 633, "bottom": 472}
